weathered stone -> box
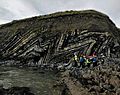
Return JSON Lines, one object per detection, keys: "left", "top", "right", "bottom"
{"left": 0, "top": 10, "right": 120, "bottom": 95}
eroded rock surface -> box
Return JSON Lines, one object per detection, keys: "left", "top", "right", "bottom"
{"left": 61, "top": 58, "right": 120, "bottom": 95}
{"left": 0, "top": 10, "right": 120, "bottom": 95}
{"left": 0, "top": 10, "right": 120, "bottom": 66}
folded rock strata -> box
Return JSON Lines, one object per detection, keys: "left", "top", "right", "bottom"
{"left": 0, "top": 10, "right": 119, "bottom": 66}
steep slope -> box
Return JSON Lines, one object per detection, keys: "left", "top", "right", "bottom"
{"left": 0, "top": 10, "right": 120, "bottom": 66}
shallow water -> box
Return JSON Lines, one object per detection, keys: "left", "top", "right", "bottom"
{"left": 0, "top": 67, "right": 59, "bottom": 95}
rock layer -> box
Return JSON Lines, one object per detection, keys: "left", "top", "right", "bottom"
{"left": 0, "top": 10, "right": 120, "bottom": 66}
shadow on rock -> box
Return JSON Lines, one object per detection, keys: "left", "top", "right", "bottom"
{"left": 0, "top": 87, "right": 35, "bottom": 95}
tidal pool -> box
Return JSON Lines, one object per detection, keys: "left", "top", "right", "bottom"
{"left": 0, "top": 67, "right": 60, "bottom": 95}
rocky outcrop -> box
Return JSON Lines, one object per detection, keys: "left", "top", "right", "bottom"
{"left": 0, "top": 10, "right": 120, "bottom": 66}
{"left": 0, "top": 10, "right": 120, "bottom": 95}
{"left": 61, "top": 58, "right": 120, "bottom": 95}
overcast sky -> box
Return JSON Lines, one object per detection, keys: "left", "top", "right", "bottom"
{"left": 0, "top": 0, "right": 120, "bottom": 27}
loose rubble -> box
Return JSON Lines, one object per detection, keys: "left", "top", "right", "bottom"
{"left": 0, "top": 10, "right": 120, "bottom": 95}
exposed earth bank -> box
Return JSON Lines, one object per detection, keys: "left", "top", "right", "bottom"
{"left": 0, "top": 10, "right": 120, "bottom": 95}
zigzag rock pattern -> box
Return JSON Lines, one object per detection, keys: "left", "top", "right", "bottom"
{"left": 0, "top": 10, "right": 120, "bottom": 66}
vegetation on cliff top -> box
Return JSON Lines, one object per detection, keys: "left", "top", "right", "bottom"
{"left": 0, "top": 10, "right": 108, "bottom": 28}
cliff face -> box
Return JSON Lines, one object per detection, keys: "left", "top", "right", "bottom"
{"left": 0, "top": 10, "right": 120, "bottom": 65}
